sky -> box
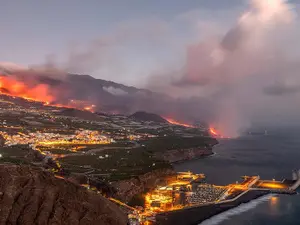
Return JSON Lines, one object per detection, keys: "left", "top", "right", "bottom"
{"left": 0, "top": 0, "right": 248, "bottom": 85}
{"left": 2, "top": 0, "right": 300, "bottom": 136}
{"left": 1, "top": 0, "right": 300, "bottom": 87}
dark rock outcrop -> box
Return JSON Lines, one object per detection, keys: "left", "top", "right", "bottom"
{"left": 0, "top": 135, "right": 5, "bottom": 147}
{"left": 156, "top": 148, "right": 213, "bottom": 163}
{"left": 112, "top": 168, "right": 175, "bottom": 202}
{"left": 0, "top": 164, "right": 127, "bottom": 225}
{"left": 129, "top": 111, "right": 167, "bottom": 123}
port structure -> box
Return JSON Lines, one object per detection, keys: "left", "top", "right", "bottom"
{"left": 128, "top": 170, "right": 300, "bottom": 225}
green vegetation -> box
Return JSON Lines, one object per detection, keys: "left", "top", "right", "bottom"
{"left": 0, "top": 157, "right": 31, "bottom": 165}
{"left": 37, "top": 148, "right": 74, "bottom": 155}
{"left": 0, "top": 145, "right": 30, "bottom": 158}
{"left": 59, "top": 147, "right": 172, "bottom": 181}
{"left": 36, "top": 141, "right": 134, "bottom": 155}
{"left": 139, "top": 136, "right": 217, "bottom": 152}
{"left": 0, "top": 145, "right": 33, "bottom": 165}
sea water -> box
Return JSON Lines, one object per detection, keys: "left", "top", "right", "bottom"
{"left": 175, "top": 126, "right": 300, "bottom": 225}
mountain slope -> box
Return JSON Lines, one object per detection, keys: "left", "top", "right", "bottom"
{"left": 0, "top": 164, "right": 127, "bottom": 225}
{"left": 0, "top": 64, "right": 207, "bottom": 123}
{"left": 130, "top": 111, "right": 167, "bottom": 123}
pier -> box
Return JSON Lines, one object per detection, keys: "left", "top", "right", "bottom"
{"left": 128, "top": 170, "right": 300, "bottom": 225}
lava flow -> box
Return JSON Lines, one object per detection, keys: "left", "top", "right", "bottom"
{"left": 164, "top": 117, "right": 195, "bottom": 128}
{"left": 209, "top": 127, "right": 226, "bottom": 138}
{"left": 0, "top": 76, "right": 54, "bottom": 103}
{"left": 209, "top": 127, "right": 219, "bottom": 136}
{"left": 0, "top": 76, "right": 96, "bottom": 112}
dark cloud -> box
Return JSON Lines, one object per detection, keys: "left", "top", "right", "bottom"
{"left": 147, "top": 0, "right": 299, "bottom": 136}
{"left": 264, "top": 84, "right": 300, "bottom": 96}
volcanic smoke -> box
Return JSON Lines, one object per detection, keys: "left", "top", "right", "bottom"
{"left": 1, "top": 0, "right": 299, "bottom": 135}
{"left": 0, "top": 76, "right": 54, "bottom": 103}
{"left": 0, "top": 75, "right": 96, "bottom": 112}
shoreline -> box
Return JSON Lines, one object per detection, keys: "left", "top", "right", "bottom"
{"left": 155, "top": 190, "right": 271, "bottom": 225}
{"left": 170, "top": 140, "right": 220, "bottom": 165}
{"left": 199, "top": 194, "right": 274, "bottom": 225}
{"left": 114, "top": 142, "right": 219, "bottom": 203}
{"left": 170, "top": 151, "right": 215, "bottom": 165}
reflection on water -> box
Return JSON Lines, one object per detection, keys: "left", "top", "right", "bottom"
{"left": 269, "top": 196, "right": 280, "bottom": 216}
{"left": 175, "top": 127, "right": 300, "bottom": 225}
{"left": 270, "top": 196, "right": 279, "bottom": 206}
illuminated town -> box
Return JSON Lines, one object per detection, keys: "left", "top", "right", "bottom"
{"left": 1, "top": 93, "right": 299, "bottom": 225}
{"left": 127, "top": 171, "right": 300, "bottom": 225}
{"left": 0, "top": 130, "right": 112, "bottom": 147}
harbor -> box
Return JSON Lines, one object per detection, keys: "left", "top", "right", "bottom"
{"left": 128, "top": 170, "right": 300, "bottom": 225}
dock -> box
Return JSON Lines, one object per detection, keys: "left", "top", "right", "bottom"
{"left": 128, "top": 169, "right": 300, "bottom": 225}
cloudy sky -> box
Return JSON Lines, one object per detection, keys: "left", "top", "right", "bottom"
{"left": 2, "top": 0, "right": 300, "bottom": 135}
{"left": 0, "top": 0, "right": 253, "bottom": 85}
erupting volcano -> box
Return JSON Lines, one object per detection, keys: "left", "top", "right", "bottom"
{"left": 0, "top": 75, "right": 96, "bottom": 112}
{"left": 0, "top": 76, "right": 54, "bottom": 103}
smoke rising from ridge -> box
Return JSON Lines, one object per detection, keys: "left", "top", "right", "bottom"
{"left": 3, "top": 0, "right": 300, "bottom": 137}
{"left": 148, "top": 0, "right": 300, "bottom": 137}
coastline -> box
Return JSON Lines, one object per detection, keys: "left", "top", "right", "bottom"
{"left": 114, "top": 140, "right": 218, "bottom": 203}
{"left": 155, "top": 190, "right": 271, "bottom": 225}
{"left": 170, "top": 151, "right": 215, "bottom": 165}
{"left": 199, "top": 194, "right": 274, "bottom": 225}
{"left": 112, "top": 168, "right": 176, "bottom": 202}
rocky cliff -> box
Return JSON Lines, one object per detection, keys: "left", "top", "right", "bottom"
{"left": 156, "top": 147, "right": 213, "bottom": 164}
{"left": 0, "top": 164, "right": 127, "bottom": 225}
{"left": 112, "top": 168, "right": 176, "bottom": 202}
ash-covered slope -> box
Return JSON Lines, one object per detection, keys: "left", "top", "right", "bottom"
{"left": 130, "top": 111, "right": 167, "bottom": 123}
{"left": 1, "top": 65, "right": 212, "bottom": 123}
{"left": 0, "top": 165, "right": 127, "bottom": 225}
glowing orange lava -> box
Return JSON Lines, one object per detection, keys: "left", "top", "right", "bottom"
{"left": 209, "top": 127, "right": 219, "bottom": 136}
{"left": 0, "top": 76, "right": 54, "bottom": 103}
{"left": 209, "top": 127, "right": 226, "bottom": 138}
{"left": 84, "top": 104, "right": 96, "bottom": 112}
{"left": 164, "top": 117, "right": 194, "bottom": 128}
{"left": 0, "top": 75, "right": 96, "bottom": 112}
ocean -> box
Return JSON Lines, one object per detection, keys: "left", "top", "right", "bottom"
{"left": 174, "top": 126, "right": 300, "bottom": 225}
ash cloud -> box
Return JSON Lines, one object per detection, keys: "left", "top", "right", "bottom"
{"left": 4, "top": 0, "right": 300, "bottom": 137}
{"left": 148, "top": 0, "right": 300, "bottom": 137}
{"left": 103, "top": 86, "right": 128, "bottom": 96}
{"left": 264, "top": 82, "right": 300, "bottom": 96}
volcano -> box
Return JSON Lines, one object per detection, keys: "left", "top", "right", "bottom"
{"left": 0, "top": 62, "right": 212, "bottom": 125}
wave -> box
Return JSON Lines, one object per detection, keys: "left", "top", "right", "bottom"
{"left": 199, "top": 194, "right": 274, "bottom": 225}
{"left": 207, "top": 152, "right": 217, "bottom": 158}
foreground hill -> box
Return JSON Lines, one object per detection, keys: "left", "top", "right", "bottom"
{"left": 0, "top": 164, "right": 127, "bottom": 225}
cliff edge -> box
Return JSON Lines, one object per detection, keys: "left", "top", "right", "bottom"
{"left": 0, "top": 164, "right": 127, "bottom": 225}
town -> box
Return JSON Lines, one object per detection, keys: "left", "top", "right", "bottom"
{"left": 128, "top": 171, "right": 300, "bottom": 225}
{"left": 0, "top": 93, "right": 216, "bottom": 201}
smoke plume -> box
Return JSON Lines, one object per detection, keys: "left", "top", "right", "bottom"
{"left": 148, "top": 0, "right": 300, "bottom": 137}
{"left": 103, "top": 86, "right": 128, "bottom": 96}
{"left": 2, "top": 0, "right": 300, "bottom": 137}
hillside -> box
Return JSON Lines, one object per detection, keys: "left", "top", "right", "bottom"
{"left": 0, "top": 164, "right": 127, "bottom": 225}
{"left": 58, "top": 108, "right": 103, "bottom": 121}
{"left": 130, "top": 111, "right": 167, "bottom": 123}
{"left": 0, "top": 63, "right": 208, "bottom": 124}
